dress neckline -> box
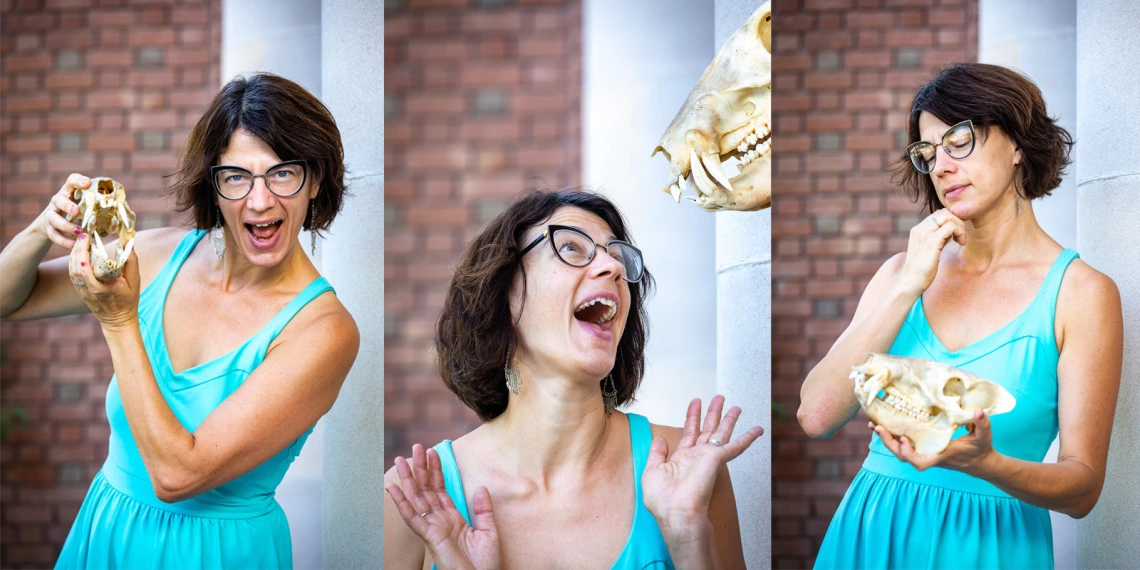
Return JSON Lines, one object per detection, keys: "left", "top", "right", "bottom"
{"left": 915, "top": 248, "right": 1075, "bottom": 358}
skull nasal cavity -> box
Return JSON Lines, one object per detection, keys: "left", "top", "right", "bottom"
{"left": 97, "top": 180, "right": 114, "bottom": 194}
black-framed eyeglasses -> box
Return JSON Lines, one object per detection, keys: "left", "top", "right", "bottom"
{"left": 519, "top": 225, "right": 645, "bottom": 283}
{"left": 210, "top": 160, "right": 309, "bottom": 200}
{"left": 906, "top": 120, "right": 976, "bottom": 174}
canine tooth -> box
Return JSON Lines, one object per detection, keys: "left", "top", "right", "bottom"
{"left": 669, "top": 183, "right": 682, "bottom": 203}
{"left": 689, "top": 149, "right": 718, "bottom": 197}
{"left": 701, "top": 152, "right": 734, "bottom": 192}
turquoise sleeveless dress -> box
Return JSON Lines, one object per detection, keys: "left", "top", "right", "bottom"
{"left": 56, "top": 229, "right": 334, "bottom": 569}
{"left": 432, "top": 413, "right": 674, "bottom": 569}
{"left": 815, "top": 249, "right": 1078, "bottom": 570}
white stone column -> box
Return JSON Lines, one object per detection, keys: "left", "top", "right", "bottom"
{"left": 220, "top": 1, "right": 325, "bottom": 566}
{"left": 714, "top": 2, "right": 770, "bottom": 568}
{"left": 582, "top": 0, "right": 719, "bottom": 425}
{"left": 320, "top": 0, "right": 385, "bottom": 566}
{"left": 1075, "top": 1, "right": 1140, "bottom": 565}
{"left": 977, "top": 2, "right": 1078, "bottom": 564}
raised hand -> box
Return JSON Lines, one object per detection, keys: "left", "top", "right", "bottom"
{"left": 897, "top": 208, "right": 967, "bottom": 297}
{"left": 37, "top": 174, "right": 90, "bottom": 250}
{"left": 642, "top": 396, "right": 763, "bottom": 536}
{"left": 68, "top": 233, "right": 140, "bottom": 332}
{"left": 385, "top": 444, "right": 502, "bottom": 570}
{"left": 871, "top": 408, "right": 996, "bottom": 473}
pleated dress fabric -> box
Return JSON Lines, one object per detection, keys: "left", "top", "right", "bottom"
{"left": 815, "top": 249, "right": 1079, "bottom": 570}
{"left": 433, "top": 412, "right": 675, "bottom": 569}
{"left": 56, "top": 229, "right": 334, "bottom": 570}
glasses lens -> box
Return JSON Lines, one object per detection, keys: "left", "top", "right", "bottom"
{"left": 908, "top": 143, "right": 936, "bottom": 174}
{"left": 942, "top": 123, "right": 974, "bottom": 159}
{"left": 266, "top": 163, "right": 305, "bottom": 196}
{"left": 551, "top": 229, "right": 594, "bottom": 266}
{"left": 610, "top": 242, "right": 643, "bottom": 282}
{"left": 215, "top": 168, "right": 252, "bottom": 199}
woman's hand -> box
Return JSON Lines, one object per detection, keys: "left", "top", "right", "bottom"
{"left": 386, "top": 444, "right": 502, "bottom": 570}
{"left": 68, "top": 233, "right": 141, "bottom": 332}
{"left": 897, "top": 208, "right": 967, "bottom": 298}
{"left": 872, "top": 409, "right": 997, "bottom": 473}
{"left": 642, "top": 396, "right": 763, "bottom": 538}
{"left": 37, "top": 174, "right": 89, "bottom": 250}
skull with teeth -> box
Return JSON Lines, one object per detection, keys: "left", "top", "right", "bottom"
{"left": 652, "top": 2, "right": 772, "bottom": 211}
{"left": 851, "top": 353, "right": 1017, "bottom": 455}
{"left": 70, "top": 177, "right": 137, "bottom": 280}
{"left": 574, "top": 297, "right": 618, "bottom": 325}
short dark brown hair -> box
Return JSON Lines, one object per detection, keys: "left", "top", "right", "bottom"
{"left": 892, "top": 63, "right": 1074, "bottom": 214}
{"left": 435, "top": 189, "right": 655, "bottom": 421}
{"left": 168, "top": 73, "right": 346, "bottom": 232}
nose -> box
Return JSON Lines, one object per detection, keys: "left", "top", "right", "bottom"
{"left": 930, "top": 144, "right": 957, "bottom": 177}
{"left": 245, "top": 175, "right": 275, "bottom": 210}
{"left": 589, "top": 244, "right": 626, "bottom": 281}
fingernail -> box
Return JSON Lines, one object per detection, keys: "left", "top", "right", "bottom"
{"left": 80, "top": 261, "right": 86, "bottom": 267}
{"left": 73, "top": 227, "right": 81, "bottom": 235}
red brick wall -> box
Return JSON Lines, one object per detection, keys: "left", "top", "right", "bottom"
{"left": 770, "top": 0, "right": 977, "bottom": 567}
{"left": 384, "top": 0, "right": 582, "bottom": 468}
{"left": 0, "top": 0, "right": 220, "bottom": 565}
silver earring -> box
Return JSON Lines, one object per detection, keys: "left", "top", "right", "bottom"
{"left": 211, "top": 208, "right": 225, "bottom": 259}
{"left": 309, "top": 201, "right": 317, "bottom": 256}
{"left": 504, "top": 353, "right": 521, "bottom": 396}
{"left": 602, "top": 374, "right": 617, "bottom": 415}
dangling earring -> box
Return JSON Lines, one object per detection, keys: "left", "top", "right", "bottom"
{"left": 1016, "top": 193, "right": 1023, "bottom": 215}
{"left": 211, "top": 206, "right": 225, "bottom": 259}
{"left": 308, "top": 201, "right": 317, "bottom": 256}
{"left": 504, "top": 352, "right": 521, "bottom": 396}
{"left": 602, "top": 374, "right": 617, "bottom": 415}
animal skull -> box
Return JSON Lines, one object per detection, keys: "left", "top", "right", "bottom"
{"left": 652, "top": 2, "right": 772, "bottom": 211}
{"left": 71, "top": 177, "right": 136, "bottom": 280}
{"left": 851, "top": 353, "right": 1016, "bottom": 455}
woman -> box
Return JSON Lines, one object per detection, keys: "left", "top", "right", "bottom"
{"left": 797, "top": 63, "right": 1123, "bottom": 569}
{"left": 384, "top": 190, "right": 763, "bottom": 569}
{"left": 0, "top": 73, "right": 360, "bottom": 568}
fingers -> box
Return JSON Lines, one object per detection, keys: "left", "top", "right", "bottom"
{"left": 67, "top": 233, "right": 94, "bottom": 291}
{"left": 470, "top": 485, "right": 498, "bottom": 534}
{"left": 411, "top": 444, "right": 443, "bottom": 512}
{"left": 385, "top": 480, "right": 426, "bottom": 533}
{"left": 43, "top": 187, "right": 82, "bottom": 248}
{"left": 721, "top": 425, "right": 764, "bottom": 460}
{"left": 679, "top": 398, "right": 702, "bottom": 448}
{"left": 710, "top": 403, "right": 740, "bottom": 445}
{"left": 646, "top": 435, "right": 669, "bottom": 470}
{"left": 392, "top": 455, "right": 433, "bottom": 518}
{"left": 697, "top": 395, "right": 725, "bottom": 444}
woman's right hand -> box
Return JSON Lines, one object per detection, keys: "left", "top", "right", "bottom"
{"left": 896, "top": 208, "right": 966, "bottom": 297}
{"left": 386, "top": 444, "right": 502, "bottom": 570}
{"left": 35, "top": 174, "right": 90, "bottom": 250}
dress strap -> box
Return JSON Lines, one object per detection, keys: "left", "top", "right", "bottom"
{"left": 433, "top": 440, "right": 472, "bottom": 526}
{"left": 246, "top": 277, "right": 335, "bottom": 360}
{"left": 627, "top": 413, "right": 652, "bottom": 502}
{"left": 1041, "top": 248, "right": 1080, "bottom": 330}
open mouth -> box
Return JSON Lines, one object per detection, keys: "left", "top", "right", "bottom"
{"left": 245, "top": 219, "right": 284, "bottom": 246}
{"left": 728, "top": 119, "right": 772, "bottom": 174}
{"left": 574, "top": 296, "right": 617, "bottom": 327}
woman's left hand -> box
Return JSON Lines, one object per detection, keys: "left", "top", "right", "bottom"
{"left": 872, "top": 409, "right": 997, "bottom": 473}
{"left": 68, "top": 232, "right": 141, "bottom": 331}
{"left": 642, "top": 395, "right": 764, "bottom": 536}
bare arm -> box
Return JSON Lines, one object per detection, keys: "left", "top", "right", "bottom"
{"left": 70, "top": 242, "right": 360, "bottom": 502}
{"left": 878, "top": 262, "right": 1123, "bottom": 518}
{"left": 798, "top": 209, "right": 966, "bottom": 439}
{"left": 2, "top": 174, "right": 177, "bottom": 321}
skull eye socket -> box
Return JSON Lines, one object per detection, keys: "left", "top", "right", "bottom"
{"left": 962, "top": 383, "right": 999, "bottom": 410}
{"left": 942, "top": 377, "right": 966, "bottom": 399}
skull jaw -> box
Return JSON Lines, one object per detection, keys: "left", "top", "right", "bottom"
{"left": 691, "top": 151, "right": 770, "bottom": 211}
{"left": 865, "top": 400, "right": 955, "bottom": 455}
{"left": 90, "top": 236, "right": 133, "bottom": 280}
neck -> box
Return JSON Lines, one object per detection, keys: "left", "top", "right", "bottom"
{"left": 954, "top": 187, "right": 1046, "bottom": 269}
{"left": 213, "top": 228, "right": 309, "bottom": 292}
{"left": 488, "top": 364, "right": 617, "bottom": 481}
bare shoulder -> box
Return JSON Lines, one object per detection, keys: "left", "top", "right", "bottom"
{"left": 132, "top": 227, "right": 193, "bottom": 288}
{"left": 281, "top": 287, "right": 360, "bottom": 351}
{"left": 1056, "top": 257, "right": 1123, "bottom": 348}
{"left": 649, "top": 422, "right": 683, "bottom": 448}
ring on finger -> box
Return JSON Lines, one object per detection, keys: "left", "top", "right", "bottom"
{"left": 73, "top": 280, "right": 86, "bottom": 288}
{"left": 709, "top": 438, "right": 724, "bottom": 447}
{"left": 419, "top": 510, "right": 431, "bottom": 518}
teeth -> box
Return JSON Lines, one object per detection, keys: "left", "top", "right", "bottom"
{"left": 575, "top": 297, "right": 617, "bottom": 325}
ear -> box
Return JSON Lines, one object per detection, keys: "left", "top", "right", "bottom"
{"left": 1013, "top": 147, "right": 1022, "bottom": 166}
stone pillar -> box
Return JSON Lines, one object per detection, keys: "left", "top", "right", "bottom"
{"left": 715, "top": 2, "right": 771, "bottom": 568}
{"left": 977, "top": 1, "right": 1078, "bottom": 564}
{"left": 582, "top": 0, "right": 719, "bottom": 424}
{"left": 1075, "top": 1, "right": 1140, "bottom": 565}
{"left": 220, "top": 1, "right": 325, "bottom": 566}
{"left": 320, "top": 0, "right": 385, "bottom": 566}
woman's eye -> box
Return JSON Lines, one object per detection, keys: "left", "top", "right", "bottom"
{"left": 272, "top": 170, "right": 294, "bottom": 179}
{"left": 558, "top": 241, "right": 583, "bottom": 254}
{"left": 225, "top": 174, "right": 247, "bottom": 184}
